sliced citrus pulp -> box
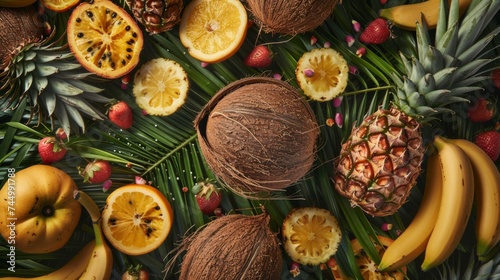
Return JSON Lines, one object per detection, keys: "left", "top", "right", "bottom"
{"left": 40, "top": 0, "right": 79, "bottom": 12}
{"left": 330, "top": 236, "right": 407, "bottom": 280}
{"left": 132, "top": 58, "right": 189, "bottom": 116}
{"left": 101, "top": 184, "right": 173, "bottom": 256}
{"left": 179, "top": 0, "right": 248, "bottom": 63}
{"left": 67, "top": 0, "right": 143, "bottom": 79}
{"left": 282, "top": 207, "right": 342, "bottom": 265}
{"left": 296, "top": 48, "right": 349, "bottom": 101}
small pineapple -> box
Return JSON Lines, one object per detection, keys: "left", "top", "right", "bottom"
{"left": 334, "top": 0, "right": 500, "bottom": 216}
{"left": 126, "top": 0, "right": 183, "bottom": 34}
{"left": 0, "top": 4, "right": 109, "bottom": 135}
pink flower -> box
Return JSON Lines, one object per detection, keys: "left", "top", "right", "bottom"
{"left": 135, "top": 176, "right": 148, "bottom": 185}
{"left": 345, "top": 35, "right": 355, "bottom": 47}
{"left": 352, "top": 20, "right": 361, "bottom": 32}
{"left": 333, "top": 97, "right": 343, "bottom": 108}
{"left": 349, "top": 65, "right": 359, "bottom": 75}
{"left": 310, "top": 35, "right": 318, "bottom": 45}
{"left": 102, "top": 179, "right": 113, "bottom": 192}
{"left": 356, "top": 47, "right": 366, "bottom": 57}
{"left": 335, "top": 113, "right": 344, "bottom": 128}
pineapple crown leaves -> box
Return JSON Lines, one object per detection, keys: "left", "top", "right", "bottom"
{"left": 0, "top": 30, "right": 110, "bottom": 136}
{"left": 393, "top": 0, "right": 500, "bottom": 122}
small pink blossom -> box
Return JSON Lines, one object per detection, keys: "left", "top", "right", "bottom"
{"left": 352, "top": 20, "right": 361, "bottom": 32}
{"left": 141, "top": 109, "right": 148, "bottom": 116}
{"left": 380, "top": 0, "right": 388, "bottom": 4}
{"left": 303, "top": 69, "right": 315, "bottom": 77}
{"left": 349, "top": 65, "right": 359, "bottom": 75}
{"left": 310, "top": 35, "right": 318, "bottom": 45}
{"left": 333, "top": 97, "right": 343, "bottom": 108}
{"left": 323, "top": 41, "right": 331, "bottom": 48}
{"left": 102, "top": 179, "right": 113, "bottom": 192}
{"left": 201, "top": 62, "right": 209, "bottom": 68}
{"left": 273, "top": 73, "right": 282, "bottom": 80}
{"left": 290, "top": 262, "right": 301, "bottom": 277}
{"left": 135, "top": 176, "right": 148, "bottom": 185}
{"left": 345, "top": 35, "right": 355, "bottom": 47}
{"left": 356, "top": 47, "right": 366, "bottom": 57}
{"left": 335, "top": 113, "right": 344, "bottom": 128}
{"left": 381, "top": 223, "right": 393, "bottom": 231}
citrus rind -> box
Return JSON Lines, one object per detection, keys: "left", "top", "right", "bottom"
{"left": 282, "top": 207, "right": 342, "bottom": 266}
{"left": 179, "top": 0, "right": 248, "bottom": 63}
{"left": 296, "top": 48, "right": 349, "bottom": 101}
{"left": 101, "top": 184, "right": 173, "bottom": 256}
{"left": 40, "top": 0, "right": 80, "bottom": 12}
{"left": 132, "top": 58, "right": 189, "bottom": 116}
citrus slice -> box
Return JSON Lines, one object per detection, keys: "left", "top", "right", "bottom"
{"left": 40, "top": 0, "right": 79, "bottom": 12}
{"left": 296, "top": 48, "right": 349, "bottom": 101}
{"left": 330, "top": 236, "right": 407, "bottom": 280}
{"left": 67, "top": 0, "right": 143, "bottom": 79}
{"left": 101, "top": 184, "right": 173, "bottom": 256}
{"left": 132, "top": 58, "right": 189, "bottom": 116}
{"left": 282, "top": 207, "right": 342, "bottom": 265}
{"left": 179, "top": 0, "right": 248, "bottom": 63}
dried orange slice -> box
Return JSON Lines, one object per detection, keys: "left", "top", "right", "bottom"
{"left": 330, "top": 236, "right": 407, "bottom": 280}
{"left": 282, "top": 207, "right": 342, "bottom": 266}
{"left": 132, "top": 58, "right": 189, "bottom": 116}
{"left": 296, "top": 48, "right": 349, "bottom": 101}
{"left": 101, "top": 184, "right": 173, "bottom": 256}
{"left": 179, "top": 0, "right": 248, "bottom": 63}
{"left": 40, "top": 0, "right": 79, "bottom": 12}
{"left": 67, "top": 0, "right": 143, "bottom": 79}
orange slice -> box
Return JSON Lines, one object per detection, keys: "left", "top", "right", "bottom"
{"left": 67, "top": 0, "right": 143, "bottom": 79}
{"left": 330, "top": 236, "right": 407, "bottom": 280}
{"left": 101, "top": 184, "right": 173, "bottom": 256}
{"left": 282, "top": 207, "right": 342, "bottom": 266}
{"left": 132, "top": 58, "right": 189, "bottom": 116}
{"left": 40, "top": 0, "right": 79, "bottom": 12}
{"left": 179, "top": 0, "right": 248, "bottom": 63}
{"left": 296, "top": 48, "right": 349, "bottom": 101}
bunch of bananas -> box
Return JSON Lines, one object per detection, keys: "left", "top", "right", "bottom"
{"left": 1, "top": 191, "right": 113, "bottom": 280}
{"left": 379, "top": 136, "right": 500, "bottom": 272}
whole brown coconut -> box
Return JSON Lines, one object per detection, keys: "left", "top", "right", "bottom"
{"left": 194, "top": 77, "right": 319, "bottom": 196}
{"left": 246, "top": 0, "right": 339, "bottom": 36}
{"left": 0, "top": 4, "right": 44, "bottom": 71}
{"left": 178, "top": 212, "right": 282, "bottom": 280}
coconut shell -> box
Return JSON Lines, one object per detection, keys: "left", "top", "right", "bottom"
{"left": 0, "top": 4, "right": 44, "bottom": 70}
{"left": 179, "top": 213, "right": 282, "bottom": 280}
{"left": 194, "top": 77, "right": 319, "bottom": 196}
{"left": 246, "top": 0, "right": 339, "bottom": 35}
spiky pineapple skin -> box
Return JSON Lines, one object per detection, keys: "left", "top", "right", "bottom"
{"left": 334, "top": 107, "right": 425, "bottom": 217}
{"left": 126, "top": 0, "right": 183, "bottom": 34}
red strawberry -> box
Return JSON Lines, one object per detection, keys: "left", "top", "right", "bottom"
{"left": 467, "top": 98, "right": 496, "bottom": 122}
{"left": 360, "top": 18, "right": 391, "bottom": 45}
{"left": 109, "top": 101, "right": 133, "bottom": 129}
{"left": 492, "top": 69, "right": 500, "bottom": 90}
{"left": 38, "top": 136, "right": 67, "bottom": 164}
{"left": 80, "top": 160, "right": 112, "bottom": 184}
{"left": 244, "top": 45, "right": 273, "bottom": 68}
{"left": 193, "top": 180, "right": 222, "bottom": 215}
{"left": 474, "top": 130, "right": 500, "bottom": 161}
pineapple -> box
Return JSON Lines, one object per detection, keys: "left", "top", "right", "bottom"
{"left": 333, "top": 0, "right": 500, "bottom": 217}
{"left": 0, "top": 5, "right": 109, "bottom": 135}
{"left": 126, "top": 0, "right": 183, "bottom": 34}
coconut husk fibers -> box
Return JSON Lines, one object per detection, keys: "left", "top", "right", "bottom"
{"left": 194, "top": 77, "right": 319, "bottom": 196}
{"left": 0, "top": 4, "right": 44, "bottom": 70}
{"left": 246, "top": 0, "right": 339, "bottom": 36}
{"left": 179, "top": 213, "right": 282, "bottom": 280}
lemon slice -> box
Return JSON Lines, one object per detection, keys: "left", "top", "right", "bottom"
{"left": 101, "top": 184, "right": 173, "bottom": 256}
{"left": 132, "top": 58, "right": 189, "bottom": 116}
{"left": 282, "top": 207, "right": 342, "bottom": 265}
{"left": 296, "top": 48, "right": 349, "bottom": 101}
{"left": 179, "top": 0, "right": 248, "bottom": 63}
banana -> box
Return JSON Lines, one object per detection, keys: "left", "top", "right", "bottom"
{"left": 443, "top": 137, "right": 500, "bottom": 256}
{"left": 73, "top": 190, "right": 113, "bottom": 280}
{"left": 0, "top": 241, "right": 95, "bottom": 280}
{"left": 379, "top": 0, "right": 472, "bottom": 30}
{"left": 421, "top": 136, "right": 475, "bottom": 271}
{"left": 378, "top": 151, "right": 442, "bottom": 272}
{"left": 0, "top": 0, "right": 37, "bottom": 8}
